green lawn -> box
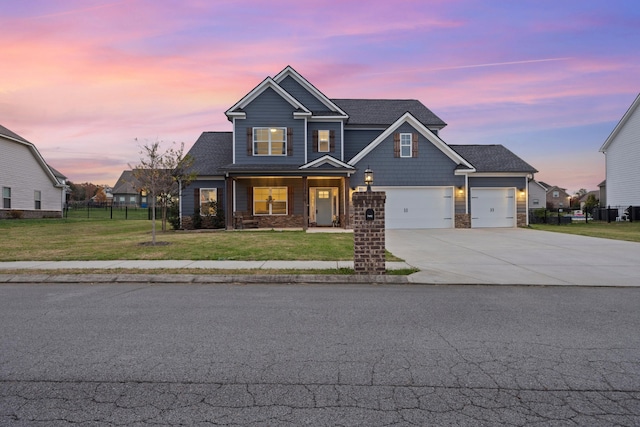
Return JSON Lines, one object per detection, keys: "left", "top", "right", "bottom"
{"left": 529, "top": 221, "right": 640, "bottom": 243}
{"left": 0, "top": 218, "right": 399, "bottom": 262}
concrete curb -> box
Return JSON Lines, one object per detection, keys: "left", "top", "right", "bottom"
{"left": 0, "top": 273, "right": 411, "bottom": 285}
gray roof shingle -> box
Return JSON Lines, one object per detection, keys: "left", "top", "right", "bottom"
{"left": 187, "top": 132, "right": 233, "bottom": 175}
{"left": 0, "top": 123, "right": 30, "bottom": 143}
{"left": 331, "top": 99, "right": 447, "bottom": 128}
{"left": 450, "top": 145, "right": 538, "bottom": 173}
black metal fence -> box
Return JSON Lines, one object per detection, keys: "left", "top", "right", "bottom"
{"left": 64, "top": 202, "right": 160, "bottom": 220}
{"left": 529, "top": 205, "right": 640, "bottom": 225}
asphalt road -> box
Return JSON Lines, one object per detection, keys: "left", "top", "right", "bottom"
{"left": 1, "top": 282, "right": 640, "bottom": 426}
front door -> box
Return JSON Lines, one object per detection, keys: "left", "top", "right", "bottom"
{"left": 315, "top": 188, "right": 333, "bottom": 226}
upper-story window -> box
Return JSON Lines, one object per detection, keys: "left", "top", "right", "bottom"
{"left": 400, "top": 133, "right": 412, "bottom": 157}
{"left": 254, "top": 127, "right": 286, "bottom": 156}
{"left": 552, "top": 191, "right": 559, "bottom": 198}
{"left": 318, "top": 130, "right": 330, "bottom": 152}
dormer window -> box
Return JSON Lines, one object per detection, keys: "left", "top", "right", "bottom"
{"left": 253, "top": 127, "right": 286, "bottom": 156}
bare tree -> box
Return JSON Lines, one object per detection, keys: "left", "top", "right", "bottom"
{"left": 130, "top": 139, "right": 196, "bottom": 245}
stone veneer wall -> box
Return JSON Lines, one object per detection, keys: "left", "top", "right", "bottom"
{"left": 352, "top": 191, "right": 386, "bottom": 275}
{"left": 455, "top": 213, "right": 470, "bottom": 228}
{"left": 517, "top": 213, "right": 527, "bottom": 228}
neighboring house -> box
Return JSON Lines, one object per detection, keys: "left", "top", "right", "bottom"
{"left": 578, "top": 190, "right": 599, "bottom": 209}
{"left": 599, "top": 93, "right": 640, "bottom": 214}
{"left": 112, "top": 170, "right": 146, "bottom": 207}
{"left": 0, "top": 123, "right": 67, "bottom": 219}
{"left": 181, "top": 66, "right": 537, "bottom": 229}
{"left": 598, "top": 180, "right": 606, "bottom": 207}
{"left": 538, "top": 182, "right": 571, "bottom": 209}
{"left": 528, "top": 179, "right": 547, "bottom": 209}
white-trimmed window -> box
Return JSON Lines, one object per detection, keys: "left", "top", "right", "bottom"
{"left": 552, "top": 191, "right": 559, "bottom": 198}
{"left": 400, "top": 133, "right": 412, "bottom": 157}
{"left": 254, "top": 187, "right": 287, "bottom": 215}
{"left": 318, "top": 130, "right": 330, "bottom": 152}
{"left": 254, "top": 127, "right": 286, "bottom": 156}
{"left": 532, "top": 198, "right": 539, "bottom": 206}
{"left": 2, "top": 187, "right": 11, "bottom": 209}
{"left": 34, "top": 190, "right": 41, "bottom": 210}
{"left": 200, "top": 188, "right": 217, "bottom": 215}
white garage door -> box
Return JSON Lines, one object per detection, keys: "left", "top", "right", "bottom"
{"left": 471, "top": 188, "right": 516, "bottom": 228}
{"left": 379, "top": 187, "right": 454, "bottom": 229}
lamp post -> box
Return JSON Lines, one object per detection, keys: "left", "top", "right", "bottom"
{"left": 364, "top": 167, "right": 373, "bottom": 192}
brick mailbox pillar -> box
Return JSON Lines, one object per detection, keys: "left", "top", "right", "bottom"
{"left": 352, "top": 191, "right": 386, "bottom": 275}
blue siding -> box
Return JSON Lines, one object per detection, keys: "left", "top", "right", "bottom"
{"left": 278, "top": 76, "right": 327, "bottom": 112}
{"left": 234, "top": 87, "right": 305, "bottom": 165}
{"left": 235, "top": 178, "right": 304, "bottom": 214}
{"left": 344, "top": 129, "right": 383, "bottom": 161}
{"left": 351, "top": 123, "right": 464, "bottom": 188}
{"left": 182, "top": 180, "right": 225, "bottom": 217}
{"left": 307, "top": 122, "right": 343, "bottom": 162}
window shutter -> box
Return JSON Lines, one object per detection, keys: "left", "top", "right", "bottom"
{"left": 312, "top": 130, "right": 318, "bottom": 153}
{"left": 287, "top": 128, "right": 293, "bottom": 156}
{"left": 412, "top": 133, "right": 419, "bottom": 158}
{"left": 246, "top": 128, "right": 252, "bottom": 155}
{"left": 393, "top": 133, "right": 400, "bottom": 158}
{"left": 329, "top": 130, "right": 335, "bottom": 152}
{"left": 288, "top": 186, "right": 294, "bottom": 215}
{"left": 247, "top": 187, "right": 253, "bottom": 214}
{"left": 194, "top": 188, "right": 200, "bottom": 215}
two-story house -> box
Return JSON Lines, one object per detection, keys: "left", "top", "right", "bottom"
{"left": 180, "top": 66, "right": 537, "bottom": 229}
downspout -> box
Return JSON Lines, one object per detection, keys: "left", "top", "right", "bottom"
{"left": 179, "top": 178, "right": 183, "bottom": 229}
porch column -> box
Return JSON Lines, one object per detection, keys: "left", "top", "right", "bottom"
{"left": 344, "top": 176, "right": 350, "bottom": 228}
{"left": 225, "top": 177, "right": 233, "bottom": 230}
{"left": 302, "top": 176, "right": 308, "bottom": 230}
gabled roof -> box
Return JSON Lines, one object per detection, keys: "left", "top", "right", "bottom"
{"left": 348, "top": 112, "right": 471, "bottom": 168}
{"left": 274, "top": 66, "right": 348, "bottom": 118}
{"left": 332, "top": 99, "right": 447, "bottom": 128}
{"left": 449, "top": 145, "right": 538, "bottom": 173}
{"left": 600, "top": 93, "right": 640, "bottom": 152}
{"left": 187, "top": 132, "right": 233, "bottom": 176}
{"left": 0, "top": 124, "right": 30, "bottom": 143}
{"left": 112, "top": 170, "right": 141, "bottom": 194}
{"left": 300, "top": 155, "right": 355, "bottom": 170}
{"left": 225, "top": 77, "right": 311, "bottom": 119}
{"left": 0, "top": 123, "right": 64, "bottom": 187}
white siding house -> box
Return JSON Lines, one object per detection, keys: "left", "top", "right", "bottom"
{"left": 0, "top": 124, "right": 66, "bottom": 218}
{"left": 600, "top": 93, "right": 640, "bottom": 213}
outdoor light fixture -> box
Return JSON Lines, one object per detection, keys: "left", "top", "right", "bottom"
{"left": 364, "top": 167, "right": 373, "bottom": 192}
{"left": 457, "top": 186, "right": 464, "bottom": 195}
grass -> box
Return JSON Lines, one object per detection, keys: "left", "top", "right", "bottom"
{"left": 0, "top": 218, "right": 401, "bottom": 262}
{"left": 0, "top": 267, "right": 418, "bottom": 276}
{"left": 529, "top": 221, "right": 640, "bottom": 243}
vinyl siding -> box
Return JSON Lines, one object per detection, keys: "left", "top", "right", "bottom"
{"left": 182, "top": 180, "right": 225, "bottom": 217}
{"left": 344, "top": 129, "right": 383, "bottom": 161}
{"left": 351, "top": 123, "right": 463, "bottom": 188}
{"left": 307, "top": 122, "right": 342, "bottom": 162}
{"left": 233, "top": 87, "right": 305, "bottom": 165}
{"left": 235, "top": 178, "right": 304, "bottom": 215}
{"left": 278, "top": 76, "right": 328, "bottom": 112}
{"left": 0, "top": 138, "right": 62, "bottom": 212}
{"left": 605, "top": 104, "right": 640, "bottom": 207}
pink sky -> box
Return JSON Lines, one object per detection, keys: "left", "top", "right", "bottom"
{"left": 1, "top": 0, "right": 639, "bottom": 194}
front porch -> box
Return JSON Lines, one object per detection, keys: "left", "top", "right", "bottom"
{"left": 224, "top": 175, "right": 353, "bottom": 230}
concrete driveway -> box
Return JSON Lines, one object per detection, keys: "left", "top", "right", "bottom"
{"left": 386, "top": 228, "right": 640, "bottom": 286}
